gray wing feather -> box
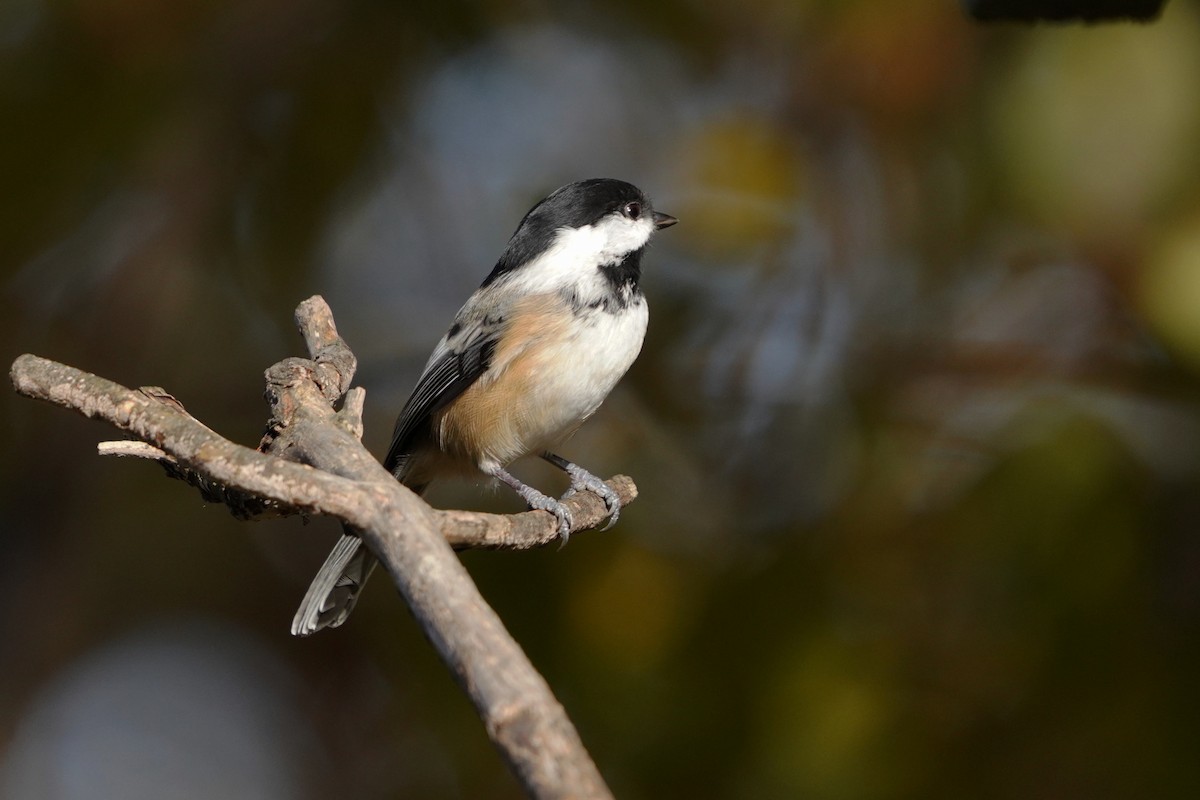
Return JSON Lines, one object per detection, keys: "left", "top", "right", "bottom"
{"left": 382, "top": 320, "right": 501, "bottom": 475}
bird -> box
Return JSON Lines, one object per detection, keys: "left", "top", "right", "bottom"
{"left": 291, "top": 178, "right": 677, "bottom": 636}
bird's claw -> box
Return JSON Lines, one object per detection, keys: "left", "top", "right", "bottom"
{"left": 561, "top": 470, "right": 622, "bottom": 531}
{"left": 523, "top": 490, "right": 574, "bottom": 544}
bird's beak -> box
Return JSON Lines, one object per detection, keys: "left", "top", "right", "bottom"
{"left": 652, "top": 211, "right": 678, "bottom": 230}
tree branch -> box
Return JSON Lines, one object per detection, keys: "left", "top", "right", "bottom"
{"left": 9, "top": 296, "right": 627, "bottom": 800}
{"left": 94, "top": 430, "right": 638, "bottom": 547}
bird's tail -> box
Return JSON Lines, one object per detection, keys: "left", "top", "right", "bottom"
{"left": 291, "top": 476, "right": 428, "bottom": 637}
{"left": 290, "top": 529, "right": 376, "bottom": 636}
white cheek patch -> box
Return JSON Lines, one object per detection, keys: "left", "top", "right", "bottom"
{"left": 506, "top": 215, "right": 654, "bottom": 297}
{"left": 588, "top": 214, "right": 654, "bottom": 262}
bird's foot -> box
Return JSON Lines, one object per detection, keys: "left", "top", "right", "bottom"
{"left": 488, "top": 464, "right": 574, "bottom": 543}
{"left": 559, "top": 463, "right": 622, "bottom": 531}
{"left": 519, "top": 484, "right": 574, "bottom": 543}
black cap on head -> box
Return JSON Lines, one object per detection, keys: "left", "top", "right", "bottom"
{"left": 531, "top": 179, "right": 648, "bottom": 230}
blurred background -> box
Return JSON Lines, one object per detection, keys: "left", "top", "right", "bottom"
{"left": 4, "top": 0, "right": 1200, "bottom": 797}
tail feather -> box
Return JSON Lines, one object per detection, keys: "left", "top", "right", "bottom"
{"left": 290, "top": 532, "right": 377, "bottom": 636}
{"left": 292, "top": 462, "right": 427, "bottom": 636}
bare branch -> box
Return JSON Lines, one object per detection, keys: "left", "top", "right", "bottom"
{"left": 9, "top": 295, "right": 625, "bottom": 799}
{"left": 10, "top": 354, "right": 373, "bottom": 522}
{"left": 443, "top": 475, "right": 638, "bottom": 550}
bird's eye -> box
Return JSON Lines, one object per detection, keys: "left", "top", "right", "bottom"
{"left": 623, "top": 201, "right": 642, "bottom": 220}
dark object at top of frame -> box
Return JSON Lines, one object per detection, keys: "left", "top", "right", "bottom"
{"left": 964, "top": 0, "right": 1165, "bottom": 22}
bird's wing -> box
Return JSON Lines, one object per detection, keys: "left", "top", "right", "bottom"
{"left": 383, "top": 314, "right": 501, "bottom": 475}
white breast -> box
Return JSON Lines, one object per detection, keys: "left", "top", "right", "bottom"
{"left": 525, "top": 298, "right": 648, "bottom": 447}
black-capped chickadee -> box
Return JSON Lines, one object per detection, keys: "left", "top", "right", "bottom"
{"left": 292, "top": 178, "right": 677, "bottom": 635}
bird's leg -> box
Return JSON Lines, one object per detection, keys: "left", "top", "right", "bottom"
{"left": 486, "top": 463, "right": 574, "bottom": 542}
{"left": 541, "top": 452, "right": 622, "bottom": 531}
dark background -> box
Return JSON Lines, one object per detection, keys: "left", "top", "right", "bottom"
{"left": 4, "top": 1, "right": 1200, "bottom": 798}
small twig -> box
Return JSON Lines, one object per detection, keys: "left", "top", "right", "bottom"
{"left": 96, "top": 437, "right": 297, "bottom": 520}
{"left": 294, "top": 295, "right": 358, "bottom": 404}
{"left": 98, "top": 440, "right": 166, "bottom": 459}
{"left": 337, "top": 386, "right": 367, "bottom": 441}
